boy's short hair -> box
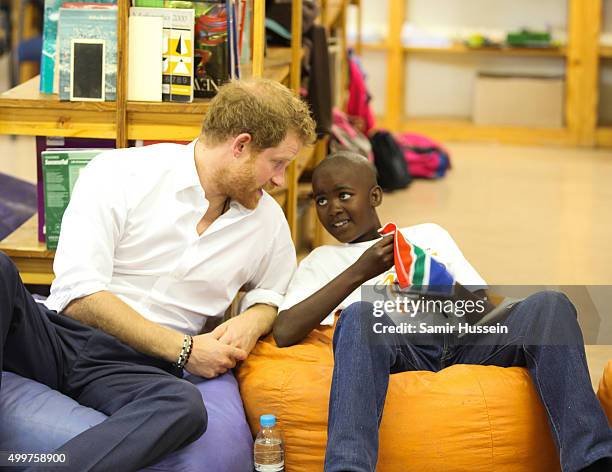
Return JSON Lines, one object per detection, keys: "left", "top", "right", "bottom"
{"left": 201, "top": 79, "right": 317, "bottom": 151}
{"left": 315, "top": 151, "right": 379, "bottom": 186}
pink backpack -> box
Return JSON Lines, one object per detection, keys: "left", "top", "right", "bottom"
{"left": 393, "top": 133, "right": 451, "bottom": 179}
{"left": 347, "top": 51, "right": 375, "bottom": 134}
{"left": 330, "top": 108, "right": 374, "bottom": 163}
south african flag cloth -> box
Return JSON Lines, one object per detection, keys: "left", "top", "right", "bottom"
{"left": 379, "top": 222, "right": 455, "bottom": 290}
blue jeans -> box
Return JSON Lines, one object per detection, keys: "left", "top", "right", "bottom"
{"left": 325, "top": 292, "right": 612, "bottom": 472}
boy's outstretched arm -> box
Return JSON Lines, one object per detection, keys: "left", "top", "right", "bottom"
{"left": 273, "top": 235, "right": 395, "bottom": 347}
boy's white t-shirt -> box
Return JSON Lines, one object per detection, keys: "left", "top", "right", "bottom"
{"left": 279, "top": 223, "right": 488, "bottom": 325}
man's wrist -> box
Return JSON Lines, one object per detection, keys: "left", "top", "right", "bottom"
{"left": 174, "top": 334, "right": 194, "bottom": 369}
{"left": 165, "top": 330, "right": 187, "bottom": 363}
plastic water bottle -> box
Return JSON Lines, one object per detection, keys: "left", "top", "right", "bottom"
{"left": 254, "top": 414, "right": 284, "bottom": 472}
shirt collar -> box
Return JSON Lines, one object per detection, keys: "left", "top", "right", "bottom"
{"left": 173, "top": 139, "right": 257, "bottom": 216}
{"left": 229, "top": 197, "right": 256, "bottom": 215}
{"left": 173, "top": 139, "right": 202, "bottom": 194}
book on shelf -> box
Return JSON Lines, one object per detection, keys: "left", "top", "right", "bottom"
{"left": 128, "top": 15, "right": 164, "bottom": 101}
{"left": 239, "top": 0, "right": 252, "bottom": 65}
{"left": 227, "top": 0, "right": 239, "bottom": 79}
{"left": 41, "top": 149, "right": 108, "bottom": 249}
{"left": 130, "top": 7, "right": 195, "bottom": 102}
{"left": 35, "top": 137, "right": 116, "bottom": 243}
{"left": 132, "top": 0, "right": 243, "bottom": 97}
{"left": 57, "top": 5, "right": 118, "bottom": 101}
{"left": 165, "top": 0, "right": 230, "bottom": 97}
{"left": 40, "top": 0, "right": 116, "bottom": 95}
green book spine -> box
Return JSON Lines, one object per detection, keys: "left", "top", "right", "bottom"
{"left": 42, "top": 150, "right": 104, "bottom": 249}
{"left": 42, "top": 153, "right": 70, "bottom": 250}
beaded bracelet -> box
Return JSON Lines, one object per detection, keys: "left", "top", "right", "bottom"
{"left": 175, "top": 334, "right": 193, "bottom": 369}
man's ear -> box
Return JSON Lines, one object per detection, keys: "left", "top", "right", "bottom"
{"left": 231, "top": 133, "right": 253, "bottom": 159}
{"left": 370, "top": 185, "right": 383, "bottom": 207}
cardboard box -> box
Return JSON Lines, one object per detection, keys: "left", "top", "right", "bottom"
{"left": 473, "top": 73, "right": 564, "bottom": 127}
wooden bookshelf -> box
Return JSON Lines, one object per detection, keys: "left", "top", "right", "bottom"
{"left": 321, "top": 0, "right": 347, "bottom": 31}
{"left": 367, "top": 0, "right": 605, "bottom": 147}
{"left": 596, "top": 127, "right": 612, "bottom": 147}
{"left": 403, "top": 44, "right": 567, "bottom": 57}
{"left": 0, "top": 0, "right": 351, "bottom": 281}
{"left": 0, "top": 215, "right": 55, "bottom": 285}
{"left": 360, "top": 42, "right": 568, "bottom": 57}
{"left": 320, "top": 0, "right": 351, "bottom": 109}
{"left": 395, "top": 118, "right": 574, "bottom": 147}
{"left": 600, "top": 45, "right": 612, "bottom": 58}
{"left": 0, "top": 47, "right": 298, "bottom": 142}
{"left": 358, "top": 42, "right": 389, "bottom": 52}
{"left": 0, "top": 77, "right": 118, "bottom": 139}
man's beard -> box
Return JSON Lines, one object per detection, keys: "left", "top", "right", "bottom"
{"left": 215, "top": 159, "right": 261, "bottom": 210}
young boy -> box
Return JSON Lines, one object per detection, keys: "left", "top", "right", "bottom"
{"left": 273, "top": 151, "right": 612, "bottom": 472}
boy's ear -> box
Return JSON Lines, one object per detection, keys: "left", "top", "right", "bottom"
{"left": 370, "top": 185, "right": 383, "bottom": 207}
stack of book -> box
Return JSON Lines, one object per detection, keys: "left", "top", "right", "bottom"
{"left": 40, "top": 0, "right": 249, "bottom": 102}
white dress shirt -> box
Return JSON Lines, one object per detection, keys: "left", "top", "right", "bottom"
{"left": 45, "top": 140, "right": 297, "bottom": 335}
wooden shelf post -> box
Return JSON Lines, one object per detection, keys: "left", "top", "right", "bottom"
{"left": 116, "top": 0, "right": 129, "bottom": 148}
{"left": 339, "top": 0, "right": 349, "bottom": 108}
{"left": 566, "top": 0, "right": 602, "bottom": 147}
{"left": 384, "top": 0, "right": 405, "bottom": 130}
{"left": 286, "top": 0, "right": 304, "bottom": 243}
{"left": 252, "top": 0, "right": 265, "bottom": 77}
{"left": 353, "top": 0, "right": 362, "bottom": 56}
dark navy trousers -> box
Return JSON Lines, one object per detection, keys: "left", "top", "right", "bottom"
{"left": 0, "top": 252, "right": 207, "bottom": 471}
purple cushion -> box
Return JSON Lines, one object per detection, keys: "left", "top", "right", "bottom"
{"left": 0, "top": 371, "right": 253, "bottom": 471}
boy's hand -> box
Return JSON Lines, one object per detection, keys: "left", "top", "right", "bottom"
{"left": 350, "top": 234, "right": 395, "bottom": 282}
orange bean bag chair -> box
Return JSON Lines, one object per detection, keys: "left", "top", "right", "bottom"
{"left": 597, "top": 360, "right": 612, "bottom": 426}
{"left": 237, "top": 324, "right": 562, "bottom": 472}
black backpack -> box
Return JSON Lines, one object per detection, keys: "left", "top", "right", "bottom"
{"left": 370, "top": 131, "right": 413, "bottom": 191}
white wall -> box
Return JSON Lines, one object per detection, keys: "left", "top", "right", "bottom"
{"left": 347, "top": 1, "right": 388, "bottom": 43}
{"left": 406, "top": 0, "right": 566, "bottom": 32}
{"left": 346, "top": 2, "right": 388, "bottom": 115}
{"left": 360, "top": 52, "right": 388, "bottom": 116}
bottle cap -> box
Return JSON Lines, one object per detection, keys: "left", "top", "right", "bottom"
{"left": 260, "top": 414, "right": 276, "bottom": 427}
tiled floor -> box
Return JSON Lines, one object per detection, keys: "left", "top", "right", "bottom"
{"left": 1, "top": 136, "right": 610, "bottom": 388}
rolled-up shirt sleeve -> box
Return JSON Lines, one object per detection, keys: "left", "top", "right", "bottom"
{"left": 239, "top": 220, "right": 297, "bottom": 312}
{"left": 45, "top": 153, "right": 127, "bottom": 313}
{"left": 278, "top": 254, "right": 323, "bottom": 313}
